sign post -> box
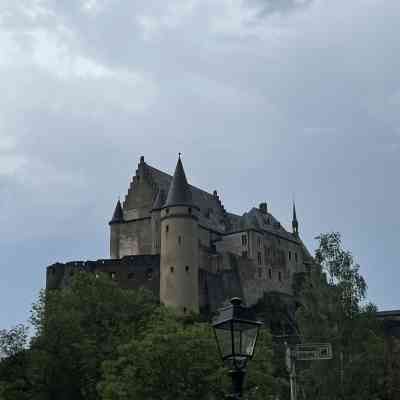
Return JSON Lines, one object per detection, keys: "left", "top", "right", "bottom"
{"left": 285, "top": 342, "right": 332, "bottom": 400}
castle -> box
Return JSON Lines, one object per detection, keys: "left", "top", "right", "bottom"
{"left": 47, "top": 155, "right": 314, "bottom": 314}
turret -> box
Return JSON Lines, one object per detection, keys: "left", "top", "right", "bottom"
{"left": 160, "top": 156, "right": 200, "bottom": 314}
{"left": 292, "top": 202, "right": 299, "bottom": 237}
{"left": 109, "top": 199, "right": 124, "bottom": 259}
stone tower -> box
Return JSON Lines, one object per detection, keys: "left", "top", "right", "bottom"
{"left": 109, "top": 199, "right": 124, "bottom": 259}
{"left": 159, "top": 156, "right": 199, "bottom": 314}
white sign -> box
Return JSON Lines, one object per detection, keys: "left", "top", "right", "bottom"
{"left": 295, "top": 343, "right": 332, "bottom": 361}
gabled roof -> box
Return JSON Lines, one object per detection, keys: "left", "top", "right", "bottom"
{"left": 152, "top": 188, "right": 166, "bottom": 210}
{"left": 126, "top": 157, "right": 298, "bottom": 237}
{"left": 164, "top": 157, "right": 194, "bottom": 208}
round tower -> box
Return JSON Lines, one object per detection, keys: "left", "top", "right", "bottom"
{"left": 160, "top": 156, "right": 199, "bottom": 314}
{"left": 109, "top": 199, "right": 124, "bottom": 259}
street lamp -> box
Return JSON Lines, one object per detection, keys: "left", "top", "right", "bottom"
{"left": 212, "top": 297, "right": 263, "bottom": 399}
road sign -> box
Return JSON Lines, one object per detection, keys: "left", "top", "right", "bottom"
{"left": 295, "top": 343, "right": 332, "bottom": 361}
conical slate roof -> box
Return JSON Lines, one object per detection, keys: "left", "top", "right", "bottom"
{"left": 152, "top": 189, "right": 166, "bottom": 210}
{"left": 164, "top": 157, "right": 194, "bottom": 207}
{"left": 110, "top": 200, "right": 124, "bottom": 224}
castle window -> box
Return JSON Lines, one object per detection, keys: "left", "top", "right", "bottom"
{"left": 295, "top": 252, "right": 298, "bottom": 262}
{"left": 268, "top": 269, "right": 272, "bottom": 279}
{"left": 188, "top": 207, "right": 192, "bottom": 214}
{"left": 128, "top": 272, "right": 134, "bottom": 280}
{"left": 278, "top": 271, "right": 282, "bottom": 282}
{"left": 185, "top": 266, "right": 189, "bottom": 272}
{"left": 242, "top": 250, "right": 248, "bottom": 258}
{"left": 170, "top": 267, "right": 174, "bottom": 273}
{"left": 166, "top": 208, "right": 170, "bottom": 214}
{"left": 257, "top": 252, "right": 262, "bottom": 265}
{"left": 178, "top": 236, "right": 182, "bottom": 245}
{"left": 258, "top": 267, "right": 262, "bottom": 278}
{"left": 257, "top": 238, "right": 262, "bottom": 248}
{"left": 267, "top": 247, "right": 271, "bottom": 256}
{"left": 288, "top": 251, "right": 292, "bottom": 261}
{"left": 146, "top": 268, "right": 153, "bottom": 280}
{"left": 183, "top": 307, "right": 187, "bottom": 313}
{"left": 110, "top": 272, "right": 116, "bottom": 280}
{"left": 166, "top": 225, "right": 169, "bottom": 233}
{"left": 241, "top": 234, "right": 247, "bottom": 246}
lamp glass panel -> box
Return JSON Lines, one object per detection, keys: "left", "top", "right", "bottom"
{"left": 232, "top": 321, "right": 259, "bottom": 358}
{"left": 214, "top": 322, "right": 233, "bottom": 359}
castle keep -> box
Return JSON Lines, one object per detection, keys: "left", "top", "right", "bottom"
{"left": 47, "top": 156, "right": 314, "bottom": 313}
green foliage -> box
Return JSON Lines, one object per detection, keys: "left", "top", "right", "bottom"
{"left": 295, "top": 232, "right": 385, "bottom": 400}
{"left": 100, "top": 309, "right": 274, "bottom": 400}
{"left": 0, "top": 325, "right": 28, "bottom": 358}
{"left": 1, "top": 272, "right": 274, "bottom": 400}
{"left": 28, "top": 272, "right": 158, "bottom": 400}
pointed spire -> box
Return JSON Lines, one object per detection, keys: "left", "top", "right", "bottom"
{"left": 292, "top": 202, "right": 299, "bottom": 237}
{"left": 152, "top": 189, "right": 166, "bottom": 210}
{"left": 110, "top": 199, "right": 124, "bottom": 224}
{"left": 164, "top": 156, "right": 194, "bottom": 207}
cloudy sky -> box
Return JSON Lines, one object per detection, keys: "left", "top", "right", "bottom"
{"left": 1, "top": 0, "right": 399, "bottom": 330}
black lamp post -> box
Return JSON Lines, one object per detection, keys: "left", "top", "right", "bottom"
{"left": 212, "top": 297, "right": 262, "bottom": 399}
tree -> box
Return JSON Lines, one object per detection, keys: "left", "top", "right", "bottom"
{"left": 0, "top": 325, "right": 30, "bottom": 400}
{"left": 295, "top": 232, "right": 385, "bottom": 400}
{"left": 28, "top": 272, "right": 158, "bottom": 400}
{"left": 100, "top": 308, "right": 274, "bottom": 400}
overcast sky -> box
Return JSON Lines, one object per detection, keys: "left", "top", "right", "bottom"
{"left": 1, "top": 0, "right": 399, "bottom": 330}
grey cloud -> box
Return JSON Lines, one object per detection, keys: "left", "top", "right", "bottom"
{"left": 0, "top": 0, "right": 399, "bottom": 331}
{"left": 249, "top": 0, "right": 314, "bottom": 17}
